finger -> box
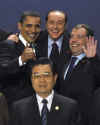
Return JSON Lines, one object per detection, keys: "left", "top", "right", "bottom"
{"left": 94, "top": 40, "right": 97, "bottom": 50}
{"left": 15, "top": 33, "right": 18, "bottom": 36}
{"left": 82, "top": 46, "right": 87, "bottom": 54}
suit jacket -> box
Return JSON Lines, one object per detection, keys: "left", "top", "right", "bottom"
{"left": 59, "top": 55, "right": 100, "bottom": 125}
{"left": 0, "top": 39, "right": 39, "bottom": 103}
{"left": 89, "top": 88, "right": 100, "bottom": 125}
{"left": 37, "top": 30, "right": 71, "bottom": 75}
{"left": 9, "top": 92, "right": 79, "bottom": 125}
{"left": 0, "top": 92, "right": 9, "bottom": 125}
{"left": 0, "top": 29, "right": 12, "bottom": 41}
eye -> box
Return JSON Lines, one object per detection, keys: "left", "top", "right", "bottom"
{"left": 35, "top": 24, "right": 40, "bottom": 28}
{"left": 25, "top": 24, "right": 33, "bottom": 28}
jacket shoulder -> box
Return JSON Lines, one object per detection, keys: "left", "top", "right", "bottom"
{"left": 55, "top": 93, "right": 77, "bottom": 105}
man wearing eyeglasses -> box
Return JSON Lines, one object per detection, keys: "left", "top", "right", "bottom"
{"left": 0, "top": 11, "right": 41, "bottom": 104}
{"left": 10, "top": 57, "right": 79, "bottom": 125}
{"left": 59, "top": 24, "right": 100, "bottom": 125}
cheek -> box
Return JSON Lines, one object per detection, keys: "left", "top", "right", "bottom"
{"left": 69, "top": 40, "right": 72, "bottom": 45}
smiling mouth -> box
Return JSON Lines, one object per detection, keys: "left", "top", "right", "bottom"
{"left": 71, "top": 44, "right": 80, "bottom": 47}
{"left": 39, "top": 85, "right": 47, "bottom": 88}
{"left": 27, "top": 32, "right": 39, "bottom": 39}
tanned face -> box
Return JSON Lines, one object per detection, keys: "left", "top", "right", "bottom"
{"left": 69, "top": 28, "right": 88, "bottom": 56}
{"left": 46, "top": 11, "right": 66, "bottom": 40}
{"left": 18, "top": 16, "right": 41, "bottom": 43}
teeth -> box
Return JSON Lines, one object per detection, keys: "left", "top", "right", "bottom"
{"left": 29, "top": 34, "right": 36, "bottom": 38}
{"left": 51, "top": 31, "right": 58, "bottom": 33}
{"left": 72, "top": 45, "right": 78, "bottom": 47}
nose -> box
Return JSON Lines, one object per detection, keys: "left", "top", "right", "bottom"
{"left": 30, "top": 26, "right": 37, "bottom": 32}
{"left": 53, "top": 22, "right": 58, "bottom": 29}
{"left": 70, "top": 36, "right": 79, "bottom": 42}
{"left": 39, "top": 75, "right": 46, "bottom": 81}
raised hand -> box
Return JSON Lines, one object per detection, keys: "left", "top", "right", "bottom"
{"left": 82, "top": 36, "right": 97, "bottom": 58}
{"left": 7, "top": 33, "right": 19, "bottom": 43}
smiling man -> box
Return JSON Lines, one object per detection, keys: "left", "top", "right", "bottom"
{"left": 37, "top": 10, "right": 70, "bottom": 78}
{"left": 0, "top": 11, "right": 41, "bottom": 103}
{"left": 59, "top": 24, "right": 100, "bottom": 125}
{"left": 10, "top": 57, "right": 79, "bottom": 125}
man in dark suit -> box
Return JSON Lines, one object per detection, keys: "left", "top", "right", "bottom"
{"left": 59, "top": 24, "right": 100, "bottom": 125}
{"left": 37, "top": 10, "right": 70, "bottom": 76}
{"left": 0, "top": 11, "right": 41, "bottom": 103}
{"left": 10, "top": 57, "right": 79, "bottom": 125}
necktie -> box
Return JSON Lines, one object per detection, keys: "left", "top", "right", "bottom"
{"left": 50, "top": 42, "right": 59, "bottom": 63}
{"left": 65, "top": 57, "right": 77, "bottom": 79}
{"left": 41, "top": 99, "right": 48, "bottom": 125}
{"left": 50, "top": 42, "right": 59, "bottom": 73}
{"left": 29, "top": 42, "right": 36, "bottom": 54}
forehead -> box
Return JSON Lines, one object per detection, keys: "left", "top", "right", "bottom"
{"left": 48, "top": 11, "right": 65, "bottom": 21}
{"left": 32, "top": 64, "right": 52, "bottom": 73}
{"left": 23, "top": 16, "right": 40, "bottom": 24}
{"left": 71, "top": 28, "right": 87, "bottom": 35}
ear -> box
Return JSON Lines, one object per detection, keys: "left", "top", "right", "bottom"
{"left": 17, "top": 22, "right": 22, "bottom": 31}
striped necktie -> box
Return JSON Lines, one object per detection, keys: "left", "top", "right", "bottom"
{"left": 41, "top": 99, "right": 48, "bottom": 125}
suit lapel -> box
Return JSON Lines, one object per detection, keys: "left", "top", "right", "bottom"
{"left": 15, "top": 40, "right": 25, "bottom": 55}
{"left": 43, "top": 36, "right": 48, "bottom": 57}
{"left": 64, "top": 56, "right": 89, "bottom": 81}
{"left": 32, "top": 95, "right": 41, "bottom": 117}
{"left": 47, "top": 93, "right": 62, "bottom": 125}
{"left": 31, "top": 95, "right": 41, "bottom": 124}
{"left": 74, "top": 57, "right": 88, "bottom": 70}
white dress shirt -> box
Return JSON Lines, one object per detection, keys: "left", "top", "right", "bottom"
{"left": 48, "top": 35, "right": 63, "bottom": 57}
{"left": 19, "top": 34, "right": 30, "bottom": 66}
{"left": 36, "top": 90, "right": 54, "bottom": 116}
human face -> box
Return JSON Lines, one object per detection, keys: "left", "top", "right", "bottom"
{"left": 31, "top": 64, "right": 57, "bottom": 98}
{"left": 69, "top": 28, "right": 88, "bottom": 56}
{"left": 18, "top": 16, "right": 41, "bottom": 43}
{"left": 46, "top": 11, "right": 66, "bottom": 40}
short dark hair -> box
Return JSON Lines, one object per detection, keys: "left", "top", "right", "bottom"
{"left": 19, "top": 11, "right": 41, "bottom": 24}
{"left": 45, "top": 9, "right": 68, "bottom": 24}
{"left": 72, "top": 24, "right": 94, "bottom": 37}
{"left": 29, "top": 57, "right": 57, "bottom": 78}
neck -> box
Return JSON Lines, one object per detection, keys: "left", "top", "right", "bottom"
{"left": 37, "top": 92, "right": 51, "bottom": 98}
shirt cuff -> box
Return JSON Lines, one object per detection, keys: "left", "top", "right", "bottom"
{"left": 19, "top": 56, "right": 26, "bottom": 66}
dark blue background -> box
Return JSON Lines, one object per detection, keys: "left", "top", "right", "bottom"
{"left": 0, "top": 0, "right": 100, "bottom": 50}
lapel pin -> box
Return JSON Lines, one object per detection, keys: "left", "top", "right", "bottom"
{"left": 55, "top": 106, "right": 60, "bottom": 110}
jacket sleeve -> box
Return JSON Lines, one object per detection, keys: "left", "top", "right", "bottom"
{"left": 0, "top": 40, "right": 20, "bottom": 79}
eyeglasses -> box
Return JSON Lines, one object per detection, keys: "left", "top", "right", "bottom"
{"left": 70, "top": 34, "right": 87, "bottom": 39}
{"left": 32, "top": 72, "right": 53, "bottom": 79}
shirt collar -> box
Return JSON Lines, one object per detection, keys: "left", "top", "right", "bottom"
{"left": 72, "top": 53, "right": 86, "bottom": 61}
{"left": 19, "top": 34, "right": 28, "bottom": 47}
{"left": 36, "top": 90, "right": 54, "bottom": 104}
{"left": 48, "top": 35, "right": 63, "bottom": 51}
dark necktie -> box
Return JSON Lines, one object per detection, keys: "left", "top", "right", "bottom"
{"left": 29, "top": 42, "right": 36, "bottom": 55}
{"left": 50, "top": 42, "right": 59, "bottom": 63}
{"left": 65, "top": 57, "right": 77, "bottom": 79}
{"left": 41, "top": 99, "right": 48, "bottom": 125}
{"left": 50, "top": 42, "right": 59, "bottom": 73}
